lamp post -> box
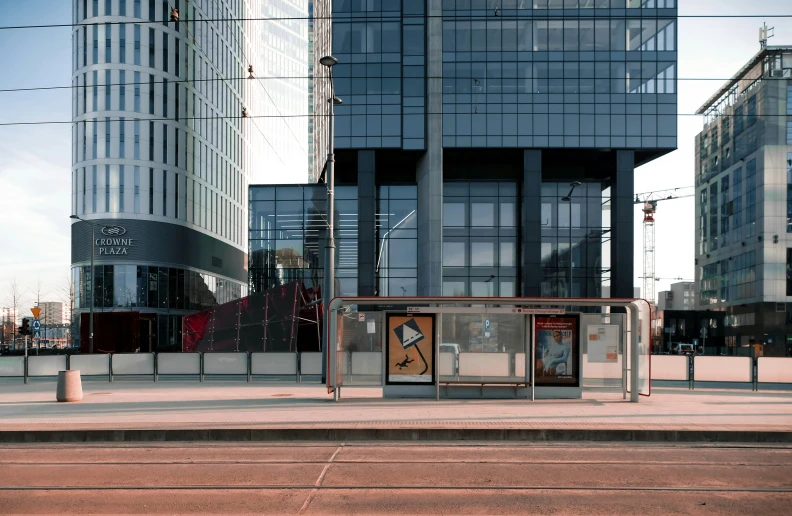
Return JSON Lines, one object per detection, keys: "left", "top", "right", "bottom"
{"left": 320, "top": 55, "right": 342, "bottom": 383}
{"left": 561, "top": 181, "right": 582, "bottom": 298}
{"left": 70, "top": 215, "right": 95, "bottom": 353}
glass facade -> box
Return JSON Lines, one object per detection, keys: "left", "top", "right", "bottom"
{"left": 332, "top": 0, "right": 677, "bottom": 151}
{"left": 693, "top": 47, "right": 792, "bottom": 356}
{"left": 72, "top": 264, "right": 241, "bottom": 311}
{"left": 441, "top": 6, "right": 676, "bottom": 149}
{"left": 540, "top": 182, "right": 610, "bottom": 297}
{"left": 251, "top": 179, "right": 612, "bottom": 299}
{"left": 332, "top": 0, "right": 426, "bottom": 150}
{"left": 377, "top": 185, "right": 418, "bottom": 296}
{"left": 443, "top": 182, "right": 518, "bottom": 297}
{"left": 249, "top": 185, "right": 359, "bottom": 296}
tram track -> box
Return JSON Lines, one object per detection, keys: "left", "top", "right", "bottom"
{"left": 2, "top": 442, "right": 791, "bottom": 514}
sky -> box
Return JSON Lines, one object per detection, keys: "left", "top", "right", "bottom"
{"left": 1, "top": 0, "right": 791, "bottom": 317}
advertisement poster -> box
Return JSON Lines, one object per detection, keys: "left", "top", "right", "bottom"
{"left": 386, "top": 314, "right": 435, "bottom": 384}
{"left": 534, "top": 315, "right": 579, "bottom": 387}
{"left": 587, "top": 325, "right": 619, "bottom": 363}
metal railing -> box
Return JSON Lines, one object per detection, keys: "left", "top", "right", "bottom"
{"left": 0, "top": 352, "right": 324, "bottom": 384}
{"left": 2, "top": 353, "right": 791, "bottom": 391}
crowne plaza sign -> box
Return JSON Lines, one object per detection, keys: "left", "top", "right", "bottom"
{"left": 96, "top": 226, "right": 135, "bottom": 255}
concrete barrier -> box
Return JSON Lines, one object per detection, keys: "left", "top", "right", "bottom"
{"left": 0, "top": 356, "right": 25, "bottom": 377}
{"left": 70, "top": 354, "right": 111, "bottom": 376}
{"left": 203, "top": 353, "right": 248, "bottom": 375}
{"left": 157, "top": 353, "right": 200, "bottom": 375}
{"left": 27, "top": 355, "right": 67, "bottom": 376}
{"left": 694, "top": 356, "right": 752, "bottom": 383}
{"left": 757, "top": 357, "right": 792, "bottom": 384}
{"left": 251, "top": 353, "right": 297, "bottom": 376}
{"left": 350, "top": 352, "right": 381, "bottom": 376}
{"left": 458, "top": 353, "right": 510, "bottom": 377}
{"left": 112, "top": 353, "right": 155, "bottom": 375}
{"left": 651, "top": 355, "right": 689, "bottom": 381}
{"left": 300, "top": 352, "right": 322, "bottom": 375}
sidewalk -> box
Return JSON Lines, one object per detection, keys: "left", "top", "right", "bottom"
{"left": 1, "top": 380, "right": 791, "bottom": 439}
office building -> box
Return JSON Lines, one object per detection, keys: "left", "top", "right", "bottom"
{"left": 69, "top": 0, "right": 313, "bottom": 351}
{"left": 695, "top": 44, "right": 792, "bottom": 356}
{"left": 38, "top": 302, "right": 65, "bottom": 326}
{"left": 250, "top": 1, "right": 678, "bottom": 301}
{"left": 656, "top": 281, "right": 694, "bottom": 311}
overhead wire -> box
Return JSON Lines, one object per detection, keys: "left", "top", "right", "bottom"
{"left": 1, "top": 76, "right": 789, "bottom": 94}
{"left": 2, "top": 13, "right": 792, "bottom": 31}
{"left": 161, "top": 1, "right": 288, "bottom": 170}
{"left": 0, "top": 111, "right": 787, "bottom": 127}
{"left": 163, "top": 1, "right": 330, "bottom": 226}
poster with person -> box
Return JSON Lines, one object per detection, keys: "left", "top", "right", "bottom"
{"left": 534, "top": 315, "right": 580, "bottom": 387}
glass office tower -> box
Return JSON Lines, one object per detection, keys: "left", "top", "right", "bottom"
{"left": 694, "top": 46, "right": 792, "bottom": 356}
{"left": 69, "top": 0, "right": 311, "bottom": 351}
{"left": 252, "top": 0, "right": 678, "bottom": 301}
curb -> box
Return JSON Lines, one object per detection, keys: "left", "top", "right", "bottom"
{"left": 1, "top": 428, "right": 791, "bottom": 443}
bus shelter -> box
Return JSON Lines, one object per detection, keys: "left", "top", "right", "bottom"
{"left": 327, "top": 297, "right": 651, "bottom": 402}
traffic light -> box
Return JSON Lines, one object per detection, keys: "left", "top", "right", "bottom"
{"left": 18, "top": 318, "right": 30, "bottom": 336}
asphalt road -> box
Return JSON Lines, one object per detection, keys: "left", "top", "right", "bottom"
{"left": 1, "top": 442, "right": 791, "bottom": 515}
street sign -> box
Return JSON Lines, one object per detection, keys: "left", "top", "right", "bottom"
{"left": 31, "top": 307, "right": 41, "bottom": 319}
{"left": 32, "top": 320, "right": 41, "bottom": 331}
{"left": 484, "top": 319, "right": 491, "bottom": 338}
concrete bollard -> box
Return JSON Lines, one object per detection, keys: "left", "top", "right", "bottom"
{"left": 56, "top": 370, "right": 83, "bottom": 402}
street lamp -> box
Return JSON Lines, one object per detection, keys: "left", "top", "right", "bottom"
{"left": 70, "top": 214, "right": 95, "bottom": 353}
{"left": 320, "top": 55, "right": 342, "bottom": 383}
{"left": 560, "top": 181, "right": 582, "bottom": 298}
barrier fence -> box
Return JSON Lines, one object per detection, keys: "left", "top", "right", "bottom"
{"left": 1, "top": 353, "right": 790, "bottom": 390}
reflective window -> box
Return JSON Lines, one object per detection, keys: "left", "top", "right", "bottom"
{"left": 471, "top": 241, "right": 495, "bottom": 267}
{"left": 443, "top": 241, "right": 466, "bottom": 267}
{"left": 443, "top": 202, "right": 466, "bottom": 227}
{"left": 442, "top": 182, "right": 518, "bottom": 296}
{"left": 471, "top": 202, "right": 495, "bottom": 227}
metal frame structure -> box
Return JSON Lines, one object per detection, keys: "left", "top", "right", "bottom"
{"left": 327, "top": 297, "right": 651, "bottom": 402}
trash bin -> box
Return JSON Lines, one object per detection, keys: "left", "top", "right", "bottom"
{"left": 56, "top": 370, "right": 83, "bottom": 402}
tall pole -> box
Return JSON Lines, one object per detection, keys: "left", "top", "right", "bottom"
{"left": 561, "top": 181, "right": 581, "bottom": 298}
{"left": 89, "top": 221, "right": 95, "bottom": 354}
{"left": 321, "top": 70, "right": 336, "bottom": 384}
{"left": 71, "top": 215, "right": 95, "bottom": 353}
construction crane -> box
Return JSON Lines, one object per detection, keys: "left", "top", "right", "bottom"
{"left": 634, "top": 187, "right": 695, "bottom": 305}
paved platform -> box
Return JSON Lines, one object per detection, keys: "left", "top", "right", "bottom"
{"left": 1, "top": 380, "right": 790, "bottom": 439}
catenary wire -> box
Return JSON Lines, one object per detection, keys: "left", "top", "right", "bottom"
{"left": 159, "top": 2, "right": 329, "bottom": 225}
{"left": 0, "top": 76, "right": 786, "bottom": 94}
{"left": 2, "top": 13, "right": 792, "bottom": 31}
{"left": 165, "top": 0, "right": 309, "bottom": 156}
{"left": 201, "top": 0, "right": 310, "bottom": 156}
{"left": 156, "top": 2, "right": 290, "bottom": 172}
{"left": 0, "top": 112, "right": 783, "bottom": 127}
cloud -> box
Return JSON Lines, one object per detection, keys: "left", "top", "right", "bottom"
{"left": 0, "top": 135, "right": 71, "bottom": 300}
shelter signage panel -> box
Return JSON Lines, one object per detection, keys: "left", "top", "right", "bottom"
{"left": 386, "top": 314, "right": 435, "bottom": 385}
{"left": 534, "top": 314, "right": 580, "bottom": 387}
{"left": 588, "top": 325, "right": 619, "bottom": 363}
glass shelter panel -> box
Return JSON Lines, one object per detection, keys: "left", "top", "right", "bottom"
{"left": 439, "top": 312, "right": 528, "bottom": 384}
